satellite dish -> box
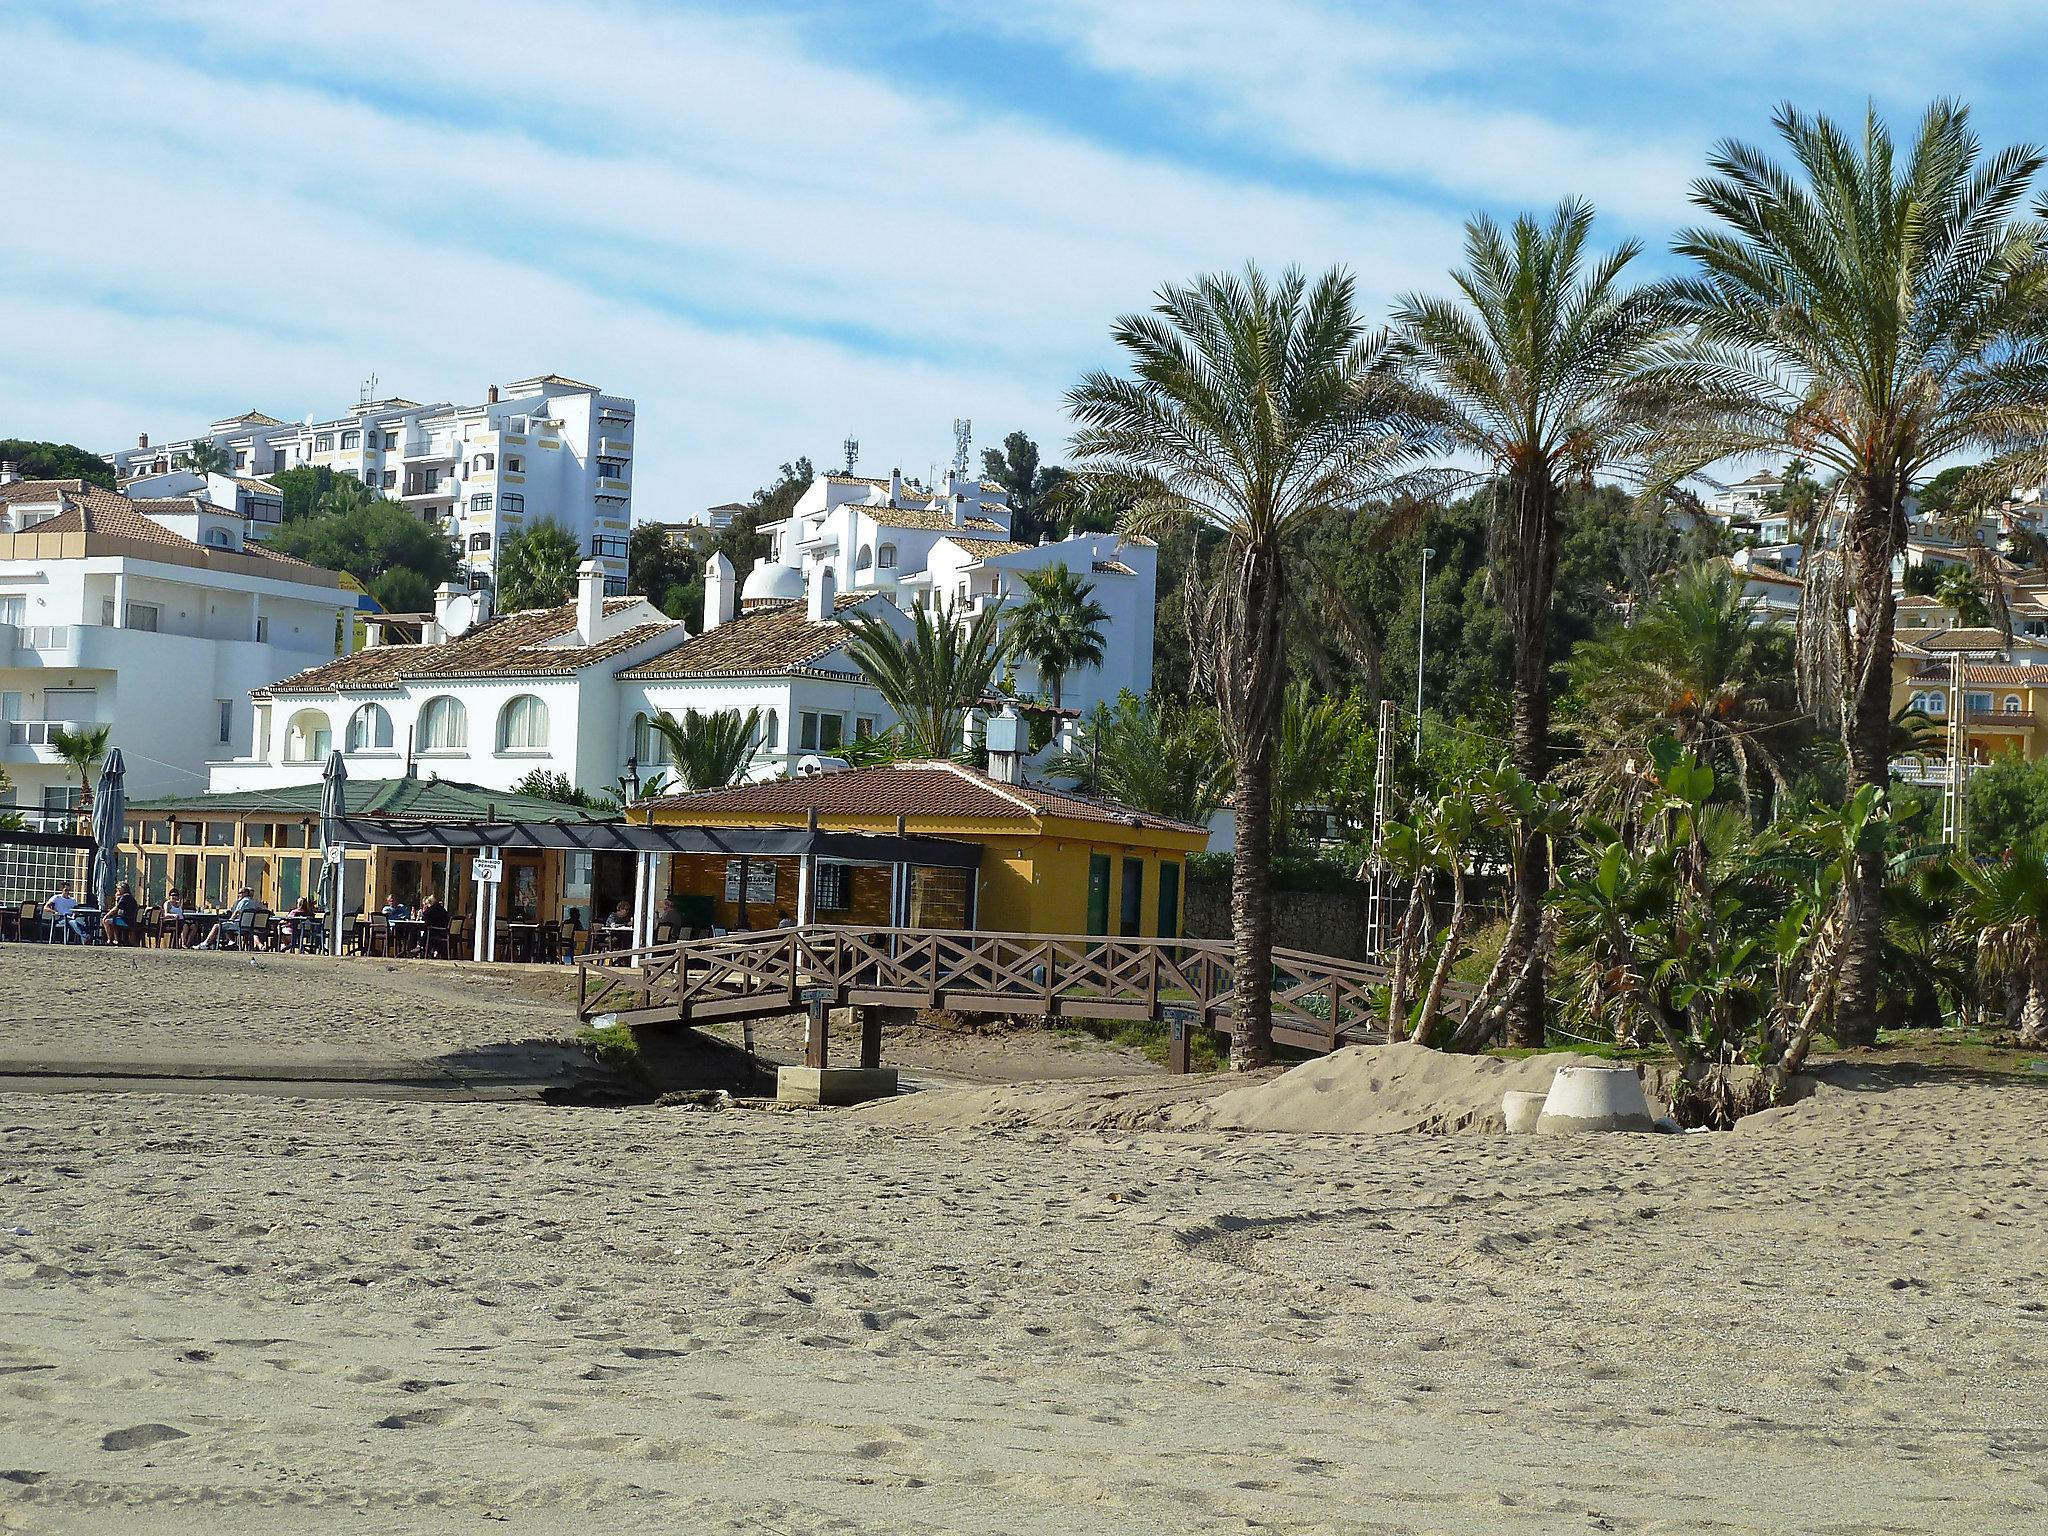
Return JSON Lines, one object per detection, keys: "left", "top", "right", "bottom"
{"left": 443, "top": 593, "right": 477, "bottom": 636}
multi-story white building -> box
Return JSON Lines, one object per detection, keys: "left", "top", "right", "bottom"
{"left": 755, "top": 467, "right": 1156, "bottom": 713}
{"left": 106, "top": 374, "right": 635, "bottom": 591}
{"left": 0, "top": 478, "right": 349, "bottom": 822}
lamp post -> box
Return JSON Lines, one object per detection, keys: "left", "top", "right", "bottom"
{"left": 1414, "top": 547, "right": 1434, "bottom": 762}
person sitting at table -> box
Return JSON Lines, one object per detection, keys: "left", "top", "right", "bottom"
{"left": 162, "top": 888, "right": 188, "bottom": 949}
{"left": 656, "top": 894, "right": 682, "bottom": 941}
{"left": 285, "top": 895, "right": 320, "bottom": 951}
{"left": 199, "top": 887, "right": 259, "bottom": 950}
{"left": 380, "top": 893, "right": 412, "bottom": 922}
{"left": 608, "top": 899, "right": 632, "bottom": 928}
{"left": 99, "top": 881, "right": 140, "bottom": 946}
{"left": 418, "top": 892, "right": 449, "bottom": 954}
{"left": 43, "top": 883, "right": 88, "bottom": 944}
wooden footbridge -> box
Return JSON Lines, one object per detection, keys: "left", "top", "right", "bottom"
{"left": 576, "top": 925, "right": 1459, "bottom": 1069}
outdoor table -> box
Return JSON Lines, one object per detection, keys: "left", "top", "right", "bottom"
{"left": 56, "top": 906, "right": 101, "bottom": 943}
{"left": 278, "top": 915, "right": 326, "bottom": 952}
{"left": 387, "top": 918, "right": 427, "bottom": 957}
{"left": 497, "top": 921, "right": 542, "bottom": 961}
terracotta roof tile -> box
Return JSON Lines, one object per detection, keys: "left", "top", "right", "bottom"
{"left": 864, "top": 506, "right": 1007, "bottom": 533}
{"left": 643, "top": 760, "right": 1204, "bottom": 834}
{"left": 1092, "top": 559, "right": 1137, "bottom": 576}
{"left": 617, "top": 594, "right": 884, "bottom": 680}
{"left": 1920, "top": 626, "right": 2011, "bottom": 652}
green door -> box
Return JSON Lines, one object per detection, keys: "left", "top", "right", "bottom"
{"left": 1157, "top": 860, "right": 1181, "bottom": 939}
{"left": 1085, "top": 853, "right": 1111, "bottom": 936}
{"left": 1119, "top": 857, "right": 1144, "bottom": 936}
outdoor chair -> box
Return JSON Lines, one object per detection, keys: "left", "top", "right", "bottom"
{"left": 537, "top": 918, "right": 563, "bottom": 964}
{"left": 247, "top": 911, "right": 273, "bottom": 949}
{"left": 420, "top": 920, "right": 453, "bottom": 960}
{"left": 11, "top": 900, "right": 37, "bottom": 943}
{"left": 364, "top": 913, "right": 391, "bottom": 957}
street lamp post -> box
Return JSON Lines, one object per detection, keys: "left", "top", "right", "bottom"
{"left": 1414, "top": 547, "right": 1434, "bottom": 762}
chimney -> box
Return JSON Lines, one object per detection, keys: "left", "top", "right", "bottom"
{"left": 486, "top": 383, "right": 500, "bottom": 404}
{"left": 951, "top": 494, "right": 965, "bottom": 528}
{"left": 703, "top": 551, "right": 736, "bottom": 631}
{"left": 806, "top": 560, "right": 837, "bottom": 622}
{"left": 985, "top": 701, "right": 1025, "bottom": 784}
{"left": 576, "top": 558, "right": 606, "bottom": 643}
{"left": 0, "top": 463, "right": 16, "bottom": 486}
{"left": 426, "top": 581, "right": 463, "bottom": 645}
{"left": 137, "top": 433, "right": 149, "bottom": 450}
{"left": 888, "top": 467, "right": 902, "bottom": 507}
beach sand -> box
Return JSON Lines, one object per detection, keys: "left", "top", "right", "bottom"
{"left": 0, "top": 950, "right": 2043, "bottom": 1532}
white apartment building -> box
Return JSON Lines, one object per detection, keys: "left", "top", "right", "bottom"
{"left": 756, "top": 467, "right": 1156, "bottom": 713}
{"left": 106, "top": 374, "right": 635, "bottom": 591}
{"left": 0, "top": 478, "right": 349, "bottom": 822}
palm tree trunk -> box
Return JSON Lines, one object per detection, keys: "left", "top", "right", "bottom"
{"left": 1385, "top": 877, "right": 1429, "bottom": 1042}
{"left": 1834, "top": 481, "right": 1902, "bottom": 1047}
{"left": 2022, "top": 955, "right": 2048, "bottom": 1048}
{"left": 1225, "top": 539, "right": 1286, "bottom": 1071}
{"left": 1501, "top": 472, "right": 1560, "bottom": 1049}
{"left": 1411, "top": 864, "right": 1467, "bottom": 1048}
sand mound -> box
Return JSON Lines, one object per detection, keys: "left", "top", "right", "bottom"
{"left": 866, "top": 1044, "right": 1666, "bottom": 1135}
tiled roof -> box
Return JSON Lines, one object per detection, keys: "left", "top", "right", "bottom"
{"left": 1093, "top": 559, "right": 1137, "bottom": 576}
{"left": 133, "top": 495, "right": 245, "bottom": 519}
{"left": 864, "top": 505, "right": 1007, "bottom": 533}
{"left": 1895, "top": 595, "right": 1947, "bottom": 608}
{"left": 130, "top": 776, "right": 612, "bottom": 823}
{"left": 1740, "top": 568, "right": 1803, "bottom": 587}
{"left": 642, "top": 759, "right": 1205, "bottom": 835}
{"left": 232, "top": 475, "right": 282, "bottom": 497}
{"left": 20, "top": 485, "right": 208, "bottom": 548}
{"left": 258, "top": 598, "right": 674, "bottom": 696}
{"left": 617, "top": 594, "right": 885, "bottom": 680}
{"left": 214, "top": 411, "right": 285, "bottom": 427}
{"left": 948, "top": 538, "right": 1038, "bottom": 558}
{"left": 1907, "top": 663, "right": 2048, "bottom": 685}
{"left": 1920, "top": 626, "right": 2011, "bottom": 653}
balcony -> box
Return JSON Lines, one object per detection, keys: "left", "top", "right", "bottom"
{"left": 599, "top": 435, "right": 632, "bottom": 457}
{"left": 402, "top": 478, "right": 451, "bottom": 500}
{"left": 595, "top": 476, "right": 630, "bottom": 494}
{"left": 404, "top": 437, "right": 458, "bottom": 461}
{"left": 2, "top": 719, "right": 87, "bottom": 765}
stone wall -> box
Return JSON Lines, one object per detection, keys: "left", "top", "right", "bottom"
{"left": 1185, "top": 876, "right": 1373, "bottom": 961}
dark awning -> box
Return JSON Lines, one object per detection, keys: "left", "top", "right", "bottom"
{"left": 323, "top": 816, "right": 982, "bottom": 869}
{"left": 0, "top": 826, "right": 95, "bottom": 851}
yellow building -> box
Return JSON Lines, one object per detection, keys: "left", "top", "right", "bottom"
{"left": 1892, "top": 629, "right": 2048, "bottom": 770}
{"left": 640, "top": 760, "right": 1208, "bottom": 937}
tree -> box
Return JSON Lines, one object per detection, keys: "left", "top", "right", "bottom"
{"left": 0, "top": 439, "right": 114, "bottom": 488}
{"left": 269, "top": 495, "right": 458, "bottom": 594}
{"left": 1967, "top": 749, "right": 2048, "bottom": 850}
{"left": 50, "top": 724, "right": 112, "bottom": 818}
{"left": 1271, "top": 683, "right": 1370, "bottom": 852}
{"left": 0, "top": 764, "right": 21, "bottom": 831}
{"left": 648, "top": 708, "right": 761, "bottom": 791}
{"left": 1051, "top": 691, "right": 1233, "bottom": 825}
{"left": 1007, "top": 563, "right": 1108, "bottom": 710}
{"left": 840, "top": 599, "right": 1014, "bottom": 758}
{"left": 269, "top": 465, "right": 335, "bottom": 523}
{"left": 371, "top": 567, "right": 433, "bottom": 615}
{"left": 981, "top": 431, "right": 1070, "bottom": 543}
{"left": 1934, "top": 565, "right": 1993, "bottom": 627}
{"left": 510, "top": 769, "right": 598, "bottom": 808}
{"left": 1395, "top": 198, "right": 1680, "bottom": 1047}
{"left": 629, "top": 523, "right": 704, "bottom": 621}
{"left": 495, "top": 521, "right": 582, "bottom": 610}
{"left": 713, "top": 457, "right": 812, "bottom": 578}
{"left": 1915, "top": 464, "right": 1978, "bottom": 522}
{"left": 1564, "top": 562, "right": 1804, "bottom": 823}
{"left": 1958, "top": 845, "right": 2048, "bottom": 1044}
{"left": 1657, "top": 99, "right": 2048, "bottom": 1044}
{"left": 1070, "top": 264, "right": 1438, "bottom": 1068}
{"left": 177, "top": 440, "right": 233, "bottom": 475}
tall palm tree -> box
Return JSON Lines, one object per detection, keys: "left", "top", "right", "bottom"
{"left": 648, "top": 708, "right": 761, "bottom": 792}
{"left": 50, "top": 723, "right": 112, "bottom": 820}
{"left": 840, "top": 598, "right": 1014, "bottom": 758}
{"left": 176, "top": 440, "right": 232, "bottom": 475}
{"left": 1655, "top": 100, "right": 2048, "bottom": 1043}
{"left": 1394, "top": 199, "right": 1682, "bottom": 1047}
{"left": 1051, "top": 691, "right": 1233, "bottom": 826}
{"left": 496, "top": 520, "right": 583, "bottom": 610}
{"left": 1007, "top": 563, "right": 1109, "bottom": 710}
{"left": 1565, "top": 562, "right": 1801, "bottom": 823}
{"left": 1069, "top": 264, "right": 1439, "bottom": 1067}
{"left": 1959, "top": 845, "right": 2048, "bottom": 1045}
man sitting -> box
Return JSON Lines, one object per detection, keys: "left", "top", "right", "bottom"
{"left": 199, "top": 887, "right": 259, "bottom": 950}
{"left": 99, "top": 881, "right": 139, "bottom": 946}
{"left": 43, "top": 883, "right": 88, "bottom": 944}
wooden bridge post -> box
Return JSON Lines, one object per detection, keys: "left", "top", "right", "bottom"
{"left": 805, "top": 994, "right": 830, "bottom": 1070}
{"left": 1163, "top": 1005, "right": 1193, "bottom": 1075}
{"left": 857, "top": 1007, "right": 882, "bottom": 1069}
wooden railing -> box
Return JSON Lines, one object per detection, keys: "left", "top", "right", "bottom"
{"left": 577, "top": 925, "right": 1472, "bottom": 1064}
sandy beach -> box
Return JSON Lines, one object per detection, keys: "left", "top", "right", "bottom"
{"left": 0, "top": 950, "right": 2043, "bottom": 1533}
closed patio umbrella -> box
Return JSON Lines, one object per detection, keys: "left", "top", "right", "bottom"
{"left": 319, "top": 749, "right": 347, "bottom": 954}
{"left": 90, "top": 747, "right": 126, "bottom": 913}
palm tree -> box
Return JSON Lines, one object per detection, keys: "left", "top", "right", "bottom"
{"left": 1655, "top": 100, "right": 2048, "bottom": 1043}
{"left": 648, "top": 708, "right": 761, "bottom": 792}
{"left": 1933, "top": 565, "right": 1994, "bottom": 629}
{"left": 50, "top": 724, "right": 112, "bottom": 821}
{"left": 1051, "top": 691, "right": 1233, "bottom": 825}
{"left": 1394, "top": 199, "right": 1682, "bottom": 1047}
{"left": 1565, "top": 562, "right": 1801, "bottom": 822}
{"left": 176, "top": 440, "right": 232, "bottom": 475}
{"left": 840, "top": 598, "right": 1014, "bottom": 758}
{"left": 1068, "top": 264, "right": 1439, "bottom": 1068}
{"left": 1007, "top": 563, "right": 1109, "bottom": 710}
{"left": 496, "top": 520, "right": 583, "bottom": 610}
{"left": 1959, "top": 845, "right": 2048, "bottom": 1045}
{"left": 1271, "top": 681, "right": 1353, "bottom": 853}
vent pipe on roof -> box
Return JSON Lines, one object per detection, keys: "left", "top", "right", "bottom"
{"left": 889, "top": 466, "right": 902, "bottom": 508}
{"left": 137, "top": 433, "right": 149, "bottom": 450}
{"left": 0, "top": 462, "right": 16, "bottom": 486}
{"left": 487, "top": 384, "right": 500, "bottom": 404}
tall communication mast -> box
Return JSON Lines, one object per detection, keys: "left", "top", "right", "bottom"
{"left": 1366, "top": 698, "right": 1397, "bottom": 954}
{"left": 951, "top": 418, "right": 972, "bottom": 479}
{"left": 841, "top": 434, "right": 859, "bottom": 476}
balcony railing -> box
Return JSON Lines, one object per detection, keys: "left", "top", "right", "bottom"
{"left": 1967, "top": 708, "right": 2036, "bottom": 727}
{"left": 6, "top": 719, "right": 85, "bottom": 747}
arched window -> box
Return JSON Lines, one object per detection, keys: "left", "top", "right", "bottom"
{"left": 2006, "top": 695, "right": 2023, "bottom": 714}
{"left": 417, "top": 696, "right": 468, "bottom": 751}
{"left": 345, "top": 703, "right": 393, "bottom": 752}
{"left": 283, "top": 708, "right": 332, "bottom": 762}
{"left": 1926, "top": 692, "right": 1946, "bottom": 716}
{"left": 757, "top": 709, "right": 779, "bottom": 756}
{"left": 498, "top": 694, "right": 549, "bottom": 751}
{"left": 855, "top": 544, "right": 873, "bottom": 571}
{"left": 633, "top": 712, "right": 671, "bottom": 767}
{"left": 878, "top": 543, "right": 896, "bottom": 571}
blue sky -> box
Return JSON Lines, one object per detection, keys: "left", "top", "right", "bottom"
{"left": 4, "top": 0, "right": 2045, "bottom": 516}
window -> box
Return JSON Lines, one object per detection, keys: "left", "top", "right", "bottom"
{"left": 501, "top": 493, "right": 524, "bottom": 513}
{"left": 234, "top": 450, "right": 247, "bottom": 469}
{"left": 204, "top": 820, "right": 235, "bottom": 847}
{"left": 0, "top": 596, "right": 23, "bottom": 625}
{"left": 381, "top": 470, "right": 397, "bottom": 489}
{"left": 816, "top": 862, "right": 851, "bottom": 911}
{"left": 470, "top": 533, "right": 493, "bottom": 552}
{"left": 634, "top": 712, "right": 671, "bottom": 767}
{"left": 855, "top": 716, "right": 875, "bottom": 740}
{"left": 506, "top": 455, "right": 523, "bottom": 473}
{"left": 877, "top": 543, "right": 896, "bottom": 571}
{"left": 345, "top": 703, "right": 394, "bottom": 752}
{"left": 497, "top": 694, "right": 549, "bottom": 752}
{"left": 383, "top": 432, "right": 398, "bottom": 451}
{"left": 255, "top": 616, "right": 269, "bottom": 642}
{"left": 759, "top": 709, "right": 779, "bottom": 755}
{"left": 283, "top": 709, "right": 333, "bottom": 762}
{"left": 2006, "top": 695, "right": 2024, "bottom": 713}
{"left": 1968, "top": 692, "right": 1993, "bottom": 714}
{"left": 341, "top": 430, "right": 361, "bottom": 450}
{"left": 597, "top": 457, "right": 627, "bottom": 479}
{"left": 604, "top": 577, "right": 628, "bottom": 596}
{"left": 315, "top": 433, "right": 334, "bottom": 452}
{"left": 417, "top": 696, "right": 468, "bottom": 751}
{"left": 475, "top": 454, "right": 494, "bottom": 472}
{"left": 1926, "top": 692, "right": 1946, "bottom": 716}
{"left": 856, "top": 544, "right": 873, "bottom": 571}
{"left": 205, "top": 528, "right": 233, "bottom": 547}
{"left": 799, "top": 711, "right": 844, "bottom": 752}
{"left": 470, "top": 494, "right": 493, "bottom": 514}
{"left": 217, "top": 699, "right": 233, "bottom": 744}
{"left": 591, "top": 534, "right": 628, "bottom": 560}
{"left": 126, "top": 602, "right": 160, "bottom": 630}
